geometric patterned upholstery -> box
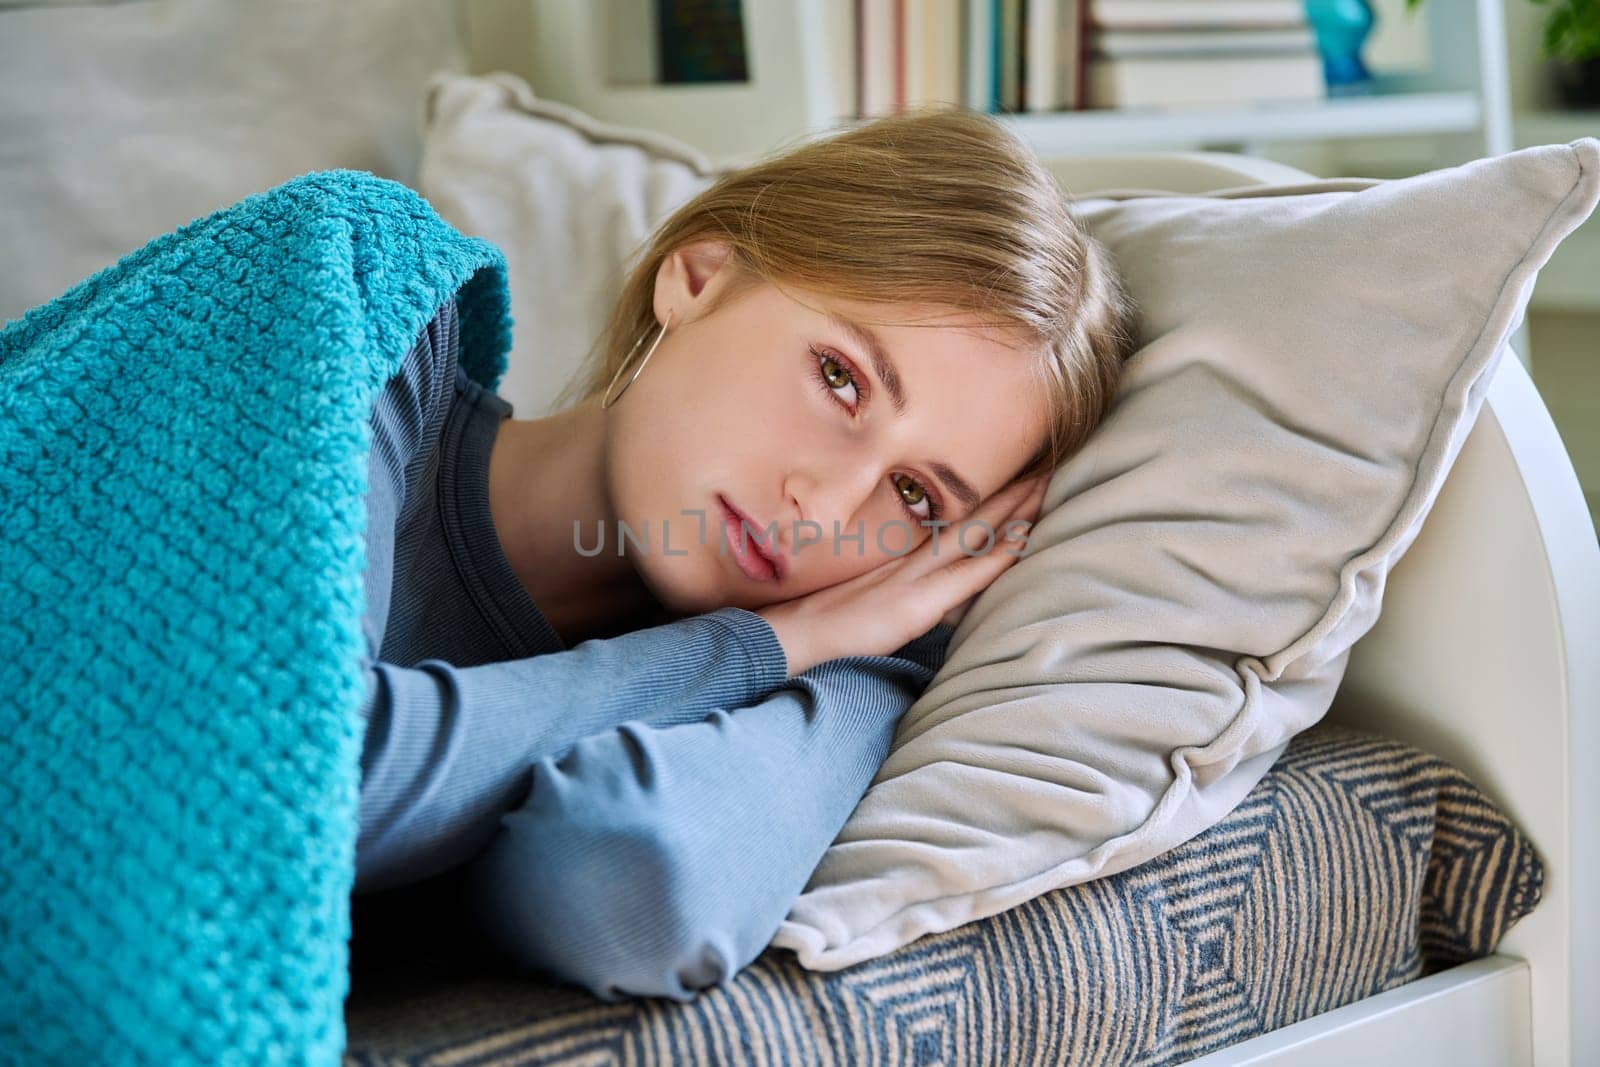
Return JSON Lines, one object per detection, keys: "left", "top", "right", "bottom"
{"left": 342, "top": 724, "right": 1542, "bottom": 1065}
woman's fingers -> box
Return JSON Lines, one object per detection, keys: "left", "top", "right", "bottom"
{"left": 921, "top": 475, "right": 1050, "bottom": 626}
{"left": 1014, "top": 477, "right": 1049, "bottom": 537}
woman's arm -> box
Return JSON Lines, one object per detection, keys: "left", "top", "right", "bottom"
{"left": 353, "top": 605, "right": 789, "bottom": 895}
{"left": 453, "top": 622, "right": 954, "bottom": 1003}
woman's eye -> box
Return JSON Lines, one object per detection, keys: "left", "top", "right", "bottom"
{"left": 812, "top": 348, "right": 859, "bottom": 411}
{"left": 893, "top": 473, "right": 942, "bottom": 522}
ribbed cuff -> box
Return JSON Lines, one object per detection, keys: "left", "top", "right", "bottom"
{"left": 703, "top": 605, "right": 790, "bottom": 689}
{"left": 894, "top": 621, "right": 956, "bottom": 675}
{"left": 702, "top": 610, "right": 955, "bottom": 680}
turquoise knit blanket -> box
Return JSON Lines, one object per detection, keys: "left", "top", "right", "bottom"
{"left": 0, "top": 171, "right": 511, "bottom": 1065}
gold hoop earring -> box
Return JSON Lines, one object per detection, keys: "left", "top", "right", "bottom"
{"left": 601, "top": 310, "right": 673, "bottom": 410}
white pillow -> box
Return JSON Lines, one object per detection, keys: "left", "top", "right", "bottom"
{"left": 0, "top": 0, "right": 467, "bottom": 324}
{"left": 417, "top": 73, "right": 1599, "bottom": 969}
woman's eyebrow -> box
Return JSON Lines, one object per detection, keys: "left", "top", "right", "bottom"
{"left": 826, "top": 311, "right": 982, "bottom": 514}
{"left": 930, "top": 461, "right": 981, "bottom": 514}
{"left": 828, "top": 312, "right": 907, "bottom": 416}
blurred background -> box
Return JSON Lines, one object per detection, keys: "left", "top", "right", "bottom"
{"left": 1, "top": 0, "right": 1595, "bottom": 521}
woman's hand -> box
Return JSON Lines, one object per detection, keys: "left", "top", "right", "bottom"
{"left": 756, "top": 474, "right": 1050, "bottom": 677}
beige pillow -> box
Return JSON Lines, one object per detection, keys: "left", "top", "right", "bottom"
{"left": 417, "top": 73, "right": 1598, "bottom": 969}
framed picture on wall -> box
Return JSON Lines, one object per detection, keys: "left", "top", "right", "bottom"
{"left": 526, "top": 0, "right": 855, "bottom": 165}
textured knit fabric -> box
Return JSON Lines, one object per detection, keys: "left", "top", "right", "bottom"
{"left": 0, "top": 170, "right": 512, "bottom": 1067}
{"left": 351, "top": 297, "right": 955, "bottom": 1002}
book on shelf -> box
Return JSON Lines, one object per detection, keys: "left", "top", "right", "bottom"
{"left": 859, "top": 0, "right": 1087, "bottom": 115}
{"left": 1087, "top": 0, "right": 1322, "bottom": 110}
{"left": 854, "top": 0, "right": 1328, "bottom": 119}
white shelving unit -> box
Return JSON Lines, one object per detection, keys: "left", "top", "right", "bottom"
{"left": 995, "top": 89, "right": 1485, "bottom": 157}
{"left": 1005, "top": 0, "right": 1514, "bottom": 168}
{"left": 835, "top": 0, "right": 1515, "bottom": 171}
{"left": 507, "top": 0, "right": 854, "bottom": 167}
{"left": 495, "top": 0, "right": 1515, "bottom": 168}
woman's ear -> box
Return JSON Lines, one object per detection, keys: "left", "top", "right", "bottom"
{"left": 652, "top": 239, "right": 737, "bottom": 327}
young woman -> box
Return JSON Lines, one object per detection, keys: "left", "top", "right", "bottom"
{"left": 349, "top": 107, "right": 1138, "bottom": 1002}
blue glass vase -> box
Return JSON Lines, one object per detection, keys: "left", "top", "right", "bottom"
{"left": 1303, "top": 0, "right": 1377, "bottom": 97}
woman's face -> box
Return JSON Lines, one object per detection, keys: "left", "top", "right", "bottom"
{"left": 604, "top": 240, "right": 1052, "bottom": 617}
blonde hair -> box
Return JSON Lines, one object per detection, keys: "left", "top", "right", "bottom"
{"left": 555, "top": 104, "right": 1140, "bottom": 482}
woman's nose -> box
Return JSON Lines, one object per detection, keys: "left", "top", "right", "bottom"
{"left": 788, "top": 462, "right": 886, "bottom": 548}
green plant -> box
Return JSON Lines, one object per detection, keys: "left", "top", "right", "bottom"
{"left": 1404, "top": 0, "right": 1600, "bottom": 63}
{"left": 1528, "top": 0, "right": 1600, "bottom": 61}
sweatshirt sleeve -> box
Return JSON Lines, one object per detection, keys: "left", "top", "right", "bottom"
{"left": 353, "top": 604, "right": 790, "bottom": 896}
{"left": 452, "top": 621, "right": 956, "bottom": 1003}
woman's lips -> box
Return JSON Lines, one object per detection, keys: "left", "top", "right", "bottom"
{"left": 718, "top": 495, "right": 784, "bottom": 582}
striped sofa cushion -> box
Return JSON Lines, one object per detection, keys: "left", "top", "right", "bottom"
{"left": 341, "top": 725, "right": 1542, "bottom": 1065}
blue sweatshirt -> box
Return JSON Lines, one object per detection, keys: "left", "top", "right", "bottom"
{"left": 350, "top": 299, "right": 954, "bottom": 1002}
